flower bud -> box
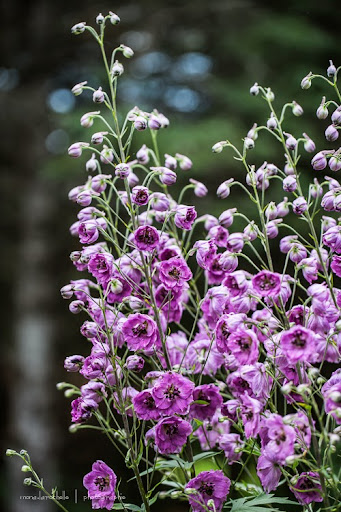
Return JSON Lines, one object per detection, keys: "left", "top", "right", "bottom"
{"left": 212, "top": 141, "right": 226, "bottom": 153}
{"left": 283, "top": 175, "right": 297, "bottom": 192}
{"left": 68, "top": 142, "right": 89, "bottom": 158}
{"left": 80, "top": 111, "right": 99, "bottom": 128}
{"left": 6, "top": 449, "right": 16, "bottom": 457}
{"left": 100, "top": 146, "right": 114, "bottom": 164}
{"left": 109, "top": 12, "right": 120, "bottom": 25}
{"left": 164, "top": 153, "right": 177, "bottom": 170}
{"left": 19, "top": 450, "right": 28, "bottom": 456}
{"left": 309, "top": 178, "right": 322, "bottom": 199}
{"left": 125, "top": 355, "right": 144, "bottom": 372}
{"left": 134, "top": 116, "right": 147, "bottom": 131}
{"left": 292, "top": 101, "right": 303, "bottom": 116}
{"left": 176, "top": 153, "right": 192, "bottom": 170}
{"left": 331, "top": 106, "right": 341, "bottom": 125}
{"left": 327, "top": 60, "right": 336, "bottom": 78}
{"left": 72, "top": 81, "right": 87, "bottom": 96}
{"left": 60, "top": 284, "right": 73, "bottom": 299}
{"left": 244, "top": 222, "right": 258, "bottom": 241}
{"left": 265, "top": 201, "right": 278, "bottom": 220}
{"left": 23, "top": 478, "right": 32, "bottom": 486}
{"left": 115, "top": 163, "right": 130, "bottom": 179}
{"left": 267, "top": 113, "right": 277, "bottom": 130}
{"left": 311, "top": 151, "right": 328, "bottom": 171}
{"left": 244, "top": 137, "right": 255, "bottom": 150}
{"left": 120, "top": 44, "right": 134, "bottom": 58}
{"left": 71, "top": 22, "right": 86, "bottom": 35}
{"left": 277, "top": 197, "right": 290, "bottom": 217}
{"left": 247, "top": 123, "right": 258, "bottom": 140}
{"left": 69, "top": 300, "right": 85, "bottom": 314}
{"left": 329, "top": 156, "right": 341, "bottom": 172}
{"left": 86, "top": 154, "right": 98, "bottom": 172}
{"left": 21, "top": 465, "right": 31, "bottom": 472}
{"left": 219, "top": 208, "right": 236, "bottom": 228}
{"left": 69, "top": 424, "right": 80, "bottom": 433}
{"left": 136, "top": 144, "right": 149, "bottom": 164}
{"left": 96, "top": 13, "right": 105, "bottom": 25}
{"left": 156, "top": 167, "right": 177, "bottom": 186}
{"left": 316, "top": 97, "right": 328, "bottom": 119}
{"left": 325, "top": 124, "right": 339, "bottom": 142}
{"left": 265, "top": 88, "right": 275, "bottom": 101}
{"left": 111, "top": 61, "right": 124, "bottom": 77}
{"left": 148, "top": 114, "right": 162, "bottom": 130}
{"left": 91, "top": 131, "right": 107, "bottom": 145}
{"left": 93, "top": 87, "right": 105, "bottom": 104}
{"left": 303, "top": 133, "right": 316, "bottom": 153}
{"left": 284, "top": 132, "right": 297, "bottom": 150}
{"left": 217, "top": 178, "right": 233, "bottom": 199}
{"left": 77, "top": 190, "right": 93, "bottom": 207}
{"left": 250, "top": 82, "right": 259, "bottom": 96}
{"left": 301, "top": 73, "right": 312, "bottom": 89}
{"left": 292, "top": 196, "right": 308, "bottom": 215}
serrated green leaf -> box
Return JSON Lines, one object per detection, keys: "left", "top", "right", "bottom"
{"left": 228, "top": 493, "right": 298, "bottom": 512}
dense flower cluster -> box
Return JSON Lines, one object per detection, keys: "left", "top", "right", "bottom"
{"left": 9, "top": 13, "right": 341, "bottom": 512}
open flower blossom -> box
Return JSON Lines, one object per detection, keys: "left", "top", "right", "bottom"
{"left": 83, "top": 460, "right": 117, "bottom": 510}
{"left": 185, "top": 470, "right": 231, "bottom": 512}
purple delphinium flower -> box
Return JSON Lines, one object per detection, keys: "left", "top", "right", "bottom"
{"left": 252, "top": 270, "right": 281, "bottom": 297}
{"left": 290, "top": 472, "right": 323, "bottom": 505}
{"left": 323, "top": 225, "right": 341, "bottom": 253}
{"left": 78, "top": 220, "right": 100, "bottom": 244}
{"left": 71, "top": 397, "right": 97, "bottom": 423}
{"left": 224, "top": 328, "right": 259, "bottom": 365}
{"left": 151, "top": 372, "right": 194, "bottom": 415}
{"left": 281, "top": 325, "right": 316, "bottom": 363}
{"left": 240, "top": 392, "right": 263, "bottom": 438}
{"left": 125, "top": 355, "right": 144, "bottom": 372}
{"left": 292, "top": 196, "right": 308, "bottom": 215}
{"left": 83, "top": 460, "right": 117, "bottom": 510}
{"left": 257, "top": 455, "right": 281, "bottom": 493}
{"left": 215, "top": 313, "right": 247, "bottom": 353}
{"left": 158, "top": 256, "right": 192, "bottom": 289}
{"left": 218, "top": 434, "right": 244, "bottom": 464}
{"left": 81, "top": 381, "right": 107, "bottom": 405}
{"left": 153, "top": 416, "right": 192, "bottom": 454}
{"left": 131, "top": 186, "right": 149, "bottom": 206}
{"left": 121, "top": 313, "right": 158, "bottom": 352}
{"left": 64, "top": 355, "right": 84, "bottom": 372}
{"left": 174, "top": 205, "right": 197, "bottom": 230}
{"left": 132, "top": 389, "right": 161, "bottom": 421}
{"left": 331, "top": 255, "right": 341, "bottom": 277}
{"left": 189, "top": 384, "right": 223, "bottom": 421}
{"left": 88, "top": 253, "right": 114, "bottom": 285}
{"left": 134, "top": 225, "right": 160, "bottom": 251}
{"left": 259, "top": 413, "right": 295, "bottom": 464}
{"left": 185, "top": 470, "right": 231, "bottom": 512}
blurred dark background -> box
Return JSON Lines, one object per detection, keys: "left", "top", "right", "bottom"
{"left": 1, "top": 0, "right": 341, "bottom": 510}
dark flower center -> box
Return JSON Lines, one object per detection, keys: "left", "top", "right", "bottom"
{"left": 198, "top": 482, "right": 215, "bottom": 496}
{"left": 165, "top": 424, "right": 179, "bottom": 436}
{"left": 259, "top": 276, "right": 277, "bottom": 290}
{"left": 292, "top": 331, "right": 306, "bottom": 347}
{"left": 139, "top": 228, "right": 155, "bottom": 244}
{"left": 168, "top": 266, "right": 181, "bottom": 280}
{"left": 143, "top": 395, "right": 155, "bottom": 409}
{"left": 94, "top": 476, "right": 109, "bottom": 492}
{"left": 132, "top": 321, "right": 148, "bottom": 337}
{"left": 221, "top": 323, "right": 230, "bottom": 339}
{"left": 165, "top": 383, "right": 180, "bottom": 400}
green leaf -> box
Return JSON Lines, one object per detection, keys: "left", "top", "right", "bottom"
{"left": 228, "top": 494, "right": 298, "bottom": 512}
{"left": 112, "top": 504, "right": 142, "bottom": 511}
{"left": 193, "top": 451, "right": 219, "bottom": 462}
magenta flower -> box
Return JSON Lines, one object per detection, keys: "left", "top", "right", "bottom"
{"left": 218, "top": 433, "right": 244, "bottom": 464}
{"left": 331, "top": 255, "right": 341, "bottom": 277}
{"left": 132, "top": 389, "right": 161, "bottom": 421}
{"left": 260, "top": 413, "right": 295, "bottom": 464}
{"left": 83, "top": 460, "right": 117, "bottom": 510}
{"left": 224, "top": 328, "right": 259, "bottom": 365}
{"left": 159, "top": 256, "right": 192, "bottom": 289}
{"left": 240, "top": 393, "right": 263, "bottom": 438}
{"left": 151, "top": 372, "right": 194, "bottom": 415}
{"left": 281, "top": 325, "right": 316, "bottom": 363}
{"left": 71, "top": 397, "right": 97, "bottom": 423}
{"left": 257, "top": 455, "right": 281, "bottom": 493}
{"left": 185, "top": 470, "right": 231, "bottom": 512}
{"left": 290, "top": 472, "right": 323, "bottom": 505}
{"left": 153, "top": 416, "right": 192, "bottom": 454}
{"left": 252, "top": 270, "right": 281, "bottom": 297}
{"left": 122, "top": 313, "right": 158, "bottom": 351}
{"left": 131, "top": 186, "right": 149, "bottom": 206}
{"left": 88, "top": 253, "right": 114, "bottom": 285}
{"left": 134, "top": 225, "right": 160, "bottom": 251}
{"left": 78, "top": 220, "right": 100, "bottom": 244}
{"left": 64, "top": 355, "right": 84, "bottom": 372}
{"left": 174, "top": 205, "right": 197, "bottom": 230}
{"left": 323, "top": 225, "right": 341, "bottom": 253}
{"left": 189, "top": 384, "right": 223, "bottom": 421}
